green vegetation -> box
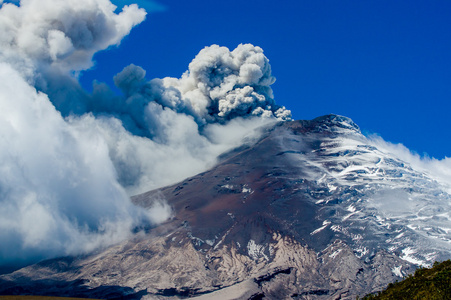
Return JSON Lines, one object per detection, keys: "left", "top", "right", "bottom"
{"left": 359, "top": 260, "right": 451, "bottom": 300}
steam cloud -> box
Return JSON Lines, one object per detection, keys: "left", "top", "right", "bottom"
{"left": 0, "top": 0, "right": 290, "bottom": 267}
{"left": 368, "top": 136, "right": 451, "bottom": 193}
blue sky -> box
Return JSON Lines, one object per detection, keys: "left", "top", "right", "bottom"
{"left": 80, "top": 0, "right": 451, "bottom": 159}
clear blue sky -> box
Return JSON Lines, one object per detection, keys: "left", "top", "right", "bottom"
{"left": 80, "top": 0, "right": 451, "bottom": 159}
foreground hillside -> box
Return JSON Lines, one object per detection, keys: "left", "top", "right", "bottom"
{"left": 361, "top": 260, "right": 451, "bottom": 300}
{"left": 1, "top": 115, "right": 450, "bottom": 299}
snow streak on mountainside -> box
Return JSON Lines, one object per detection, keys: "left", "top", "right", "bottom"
{"left": 282, "top": 115, "right": 451, "bottom": 266}
{"left": 1, "top": 115, "right": 450, "bottom": 299}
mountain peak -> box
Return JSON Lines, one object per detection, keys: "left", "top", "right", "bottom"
{"left": 311, "top": 114, "right": 361, "bottom": 134}
{"left": 282, "top": 113, "right": 361, "bottom": 136}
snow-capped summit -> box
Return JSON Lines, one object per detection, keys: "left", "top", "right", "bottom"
{"left": 306, "top": 114, "right": 361, "bottom": 134}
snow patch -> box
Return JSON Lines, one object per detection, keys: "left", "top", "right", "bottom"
{"left": 395, "top": 232, "right": 405, "bottom": 239}
{"left": 331, "top": 225, "right": 343, "bottom": 233}
{"left": 424, "top": 252, "right": 438, "bottom": 263}
{"left": 347, "top": 205, "right": 356, "bottom": 213}
{"left": 354, "top": 247, "right": 369, "bottom": 258}
{"left": 242, "top": 185, "right": 253, "bottom": 193}
{"left": 205, "top": 239, "right": 215, "bottom": 246}
{"left": 310, "top": 220, "right": 331, "bottom": 235}
{"left": 328, "top": 184, "right": 337, "bottom": 192}
{"left": 400, "top": 247, "right": 426, "bottom": 266}
{"left": 388, "top": 246, "right": 398, "bottom": 253}
{"left": 392, "top": 265, "right": 403, "bottom": 277}
{"left": 329, "top": 249, "right": 342, "bottom": 259}
{"left": 342, "top": 212, "right": 356, "bottom": 222}
{"left": 188, "top": 233, "right": 204, "bottom": 247}
{"left": 351, "top": 233, "right": 363, "bottom": 241}
{"left": 214, "top": 240, "right": 223, "bottom": 250}
{"left": 221, "top": 184, "right": 235, "bottom": 190}
{"left": 269, "top": 244, "right": 275, "bottom": 256}
{"left": 247, "top": 240, "right": 269, "bottom": 261}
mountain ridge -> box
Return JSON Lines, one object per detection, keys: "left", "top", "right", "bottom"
{"left": 1, "top": 114, "right": 450, "bottom": 299}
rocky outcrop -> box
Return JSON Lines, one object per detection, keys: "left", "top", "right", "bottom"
{"left": 0, "top": 227, "right": 414, "bottom": 299}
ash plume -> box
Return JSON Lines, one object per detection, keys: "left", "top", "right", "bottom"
{"left": 0, "top": 0, "right": 289, "bottom": 267}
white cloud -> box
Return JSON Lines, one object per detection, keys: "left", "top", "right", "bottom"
{"left": 0, "top": 0, "right": 286, "bottom": 267}
{"left": 0, "top": 63, "right": 155, "bottom": 265}
{"left": 368, "top": 135, "right": 451, "bottom": 192}
{"left": 0, "top": 0, "right": 146, "bottom": 78}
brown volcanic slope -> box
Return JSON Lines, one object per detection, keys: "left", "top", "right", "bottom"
{"left": 133, "top": 117, "right": 336, "bottom": 252}
{"left": 3, "top": 114, "right": 450, "bottom": 299}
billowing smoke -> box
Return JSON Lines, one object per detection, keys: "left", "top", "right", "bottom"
{"left": 159, "top": 44, "right": 292, "bottom": 123}
{"left": 0, "top": 0, "right": 290, "bottom": 267}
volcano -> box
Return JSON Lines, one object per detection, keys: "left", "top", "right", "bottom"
{"left": 1, "top": 114, "right": 450, "bottom": 299}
